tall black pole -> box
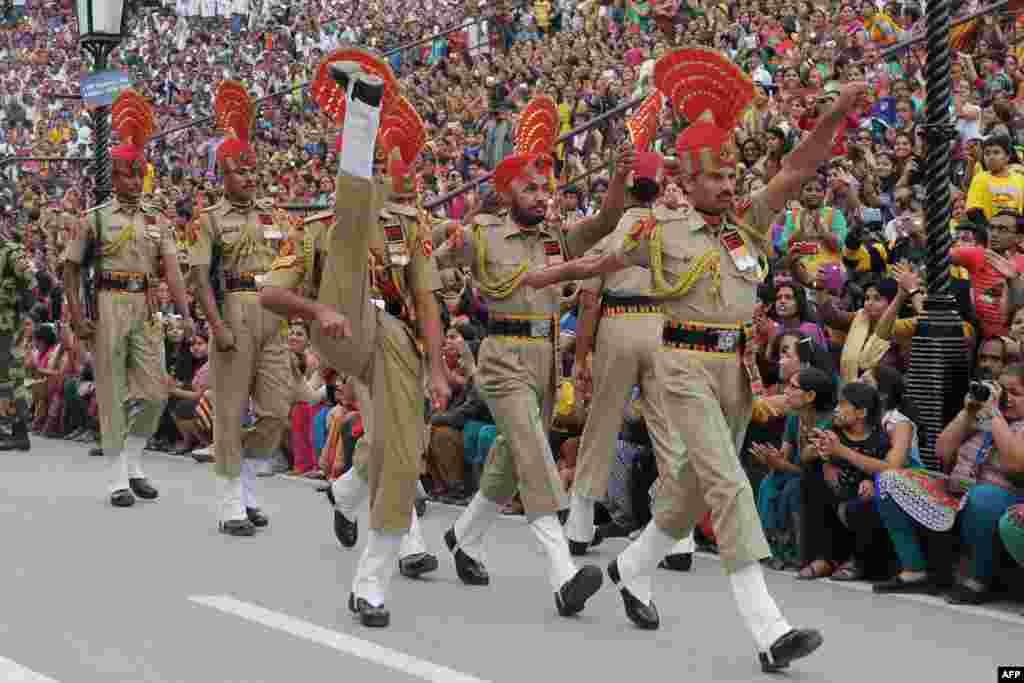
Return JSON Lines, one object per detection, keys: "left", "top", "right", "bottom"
{"left": 82, "top": 40, "right": 117, "bottom": 206}
{"left": 903, "top": 0, "right": 970, "bottom": 469}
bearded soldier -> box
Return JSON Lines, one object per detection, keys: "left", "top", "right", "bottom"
{"left": 64, "top": 90, "right": 193, "bottom": 507}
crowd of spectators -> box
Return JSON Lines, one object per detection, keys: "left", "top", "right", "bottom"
{"left": 5, "top": 0, "right": 1024, "bottom": 611}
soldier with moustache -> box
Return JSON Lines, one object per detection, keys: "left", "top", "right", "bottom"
{"left": 261, "top": 51, "right": 451, "bottom": 627}
{"left": 522, "top": 50, "right": 868, "bottom": 672}
{"left": 188, "top": 81, "right": 292, "bottom": 536}
{"left": 434, "top": 95, "right": 632, "bottom": 618}
{"left": 64, "top": 90, "right": 194, "bottom": 507}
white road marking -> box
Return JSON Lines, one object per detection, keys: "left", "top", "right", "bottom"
{"left": 189, "top": 595, "right": 492, "bottom": 683}
{"left": 0, "top": 656, "right": 60, "bottom": 682}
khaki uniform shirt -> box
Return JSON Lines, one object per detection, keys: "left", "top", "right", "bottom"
{"left": 435, "top": 213, "right": 592, "bottom": 317}
{"left": 65, "top": 198, "right": 177, "bottom": 274}
{"left": 582, "top": 206, "right": 662, "bottom": 296}
{"left": 263, "top": 204, "right": 442, "bottom": 333}
{"left": 613, "top": 192, "right": 776, "bottom": 325}
{"left": 188, "top": 198, "right": 287, "bottom": 279}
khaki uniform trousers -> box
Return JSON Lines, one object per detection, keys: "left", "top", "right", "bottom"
{"left": 311, "top": 175, "right": 422, "bottom": 534}
{"left": 475, "top": 337, "right": 565, "bottom": 516}
{"left": 210, "top": 292, "right": 291, "bottom": 479}
{"left": 651, "top": 347, "right": 770, "bottom": 572}
{"left": 572, "top": 313, "right": 669, "bottom": 501}
{"left": 93, "top": 290, "right": 168, "bottom": 454}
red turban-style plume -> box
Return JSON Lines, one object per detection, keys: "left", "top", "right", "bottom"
{"left": 215, "top": 81, "right": 257, "bottom": 168}
{"left": 111, "top": 90, "right": 155, "bottom": 171}
{"left": 494, "top": 95, "right": 558, "bottom": 194}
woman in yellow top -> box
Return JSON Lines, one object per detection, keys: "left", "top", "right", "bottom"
{"left": 534, "top": 0, "right": 552, "bottom": 34}
{"left": 967, "top": 135, "right": 1024, "bottom": 219}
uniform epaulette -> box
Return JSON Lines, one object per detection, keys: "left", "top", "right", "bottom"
{"left": 304, "top": 210, "right": 333, "bottom": 225}
{"left": 84, "top": 200, "right": 112, "bottom": 216}
{"left": 384, "top": 202, "right": 418, "bottom": 218}
{"left": 653, "top": 206, "right": 689, "bottom": 222}
{"left": 271, "top": 254, "right": 300, "bottom": 271}
{"left": 255, "top": 197, "right": 275, "bottom": 210}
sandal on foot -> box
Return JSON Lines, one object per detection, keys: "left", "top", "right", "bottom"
{"left": 830, "top": 560, "right": 865, "bottom": 582}
{"left": 796, "top": 559, "right": 834, "bottom": 580}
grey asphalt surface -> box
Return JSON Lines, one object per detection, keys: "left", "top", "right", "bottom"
{"left": 0, "top": 437, "right": 1019, "bottom": 683}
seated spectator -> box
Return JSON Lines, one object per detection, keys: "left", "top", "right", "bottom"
{"left": 756, "top": 278, "right": 830, "bottom": 351}
{"left": 25, "top": 323, "right": 60, "bottom": 434}
{"left": 168, "top": 332, "right": 212, "bottom": 460}
{"left": 285, "top": 322, "right": 323, "bottom": 476}
{"left": 150, "top": 314, "right": 191, "bottom": 452}
{"left": 424, "top": 326, "right": 476, "bottom": 500}
{"left": 875, "top": 363, "right": 1024, "bottom": 602}
{"left": 817, "top": 275, "right": 903, "bottom": 383}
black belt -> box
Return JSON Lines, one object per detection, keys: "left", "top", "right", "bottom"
{"left": 601, "top": 293, "right": 663, "bottom": 316}
{"left": 98, "top": 271, "right": 148, "bottom": 293}
{"left": 487, "top": 317, "right": 554, "bottom": 339}
{"left": 225, "top": 272, "right": 262, "bottom": 293}
{"left": 662, "top": 320, "right": 748, "bottom": 354}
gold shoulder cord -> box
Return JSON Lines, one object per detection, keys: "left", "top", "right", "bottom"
{"left": 637, "top": 211, "right": 722, "bottom": 301}
{"left": 472, "top": 223, "right": 529, "bottom": 300}
{"left": 100, "top": 206, "right": 134, "bottom": 257}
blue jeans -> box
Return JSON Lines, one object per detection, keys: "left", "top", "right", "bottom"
{"left": 463, "top": 420, "right": 497, "bottom": 466}
{"left": 959, "top": 484, "right": 1024, "bottom": 583}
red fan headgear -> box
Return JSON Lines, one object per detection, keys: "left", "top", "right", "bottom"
{"left": 111, "top": 90, "right": 155, "bottom": 177}
{"left": 654, "top": 48, "right": 754, "bottom": 176}
{"left": 625, "top": 92, "right": 665, "bottom": 183}
{"left": 215, "top": 81, "right": 257, "bottom": 170}
{"left": 376, "top": 95, "right": 426, "bottom": 197}
{"left": 311, "top": 48, "right": 399, "bottom": 126}
{"left": 493, "top": 96, "right": 558, "bottom": 195}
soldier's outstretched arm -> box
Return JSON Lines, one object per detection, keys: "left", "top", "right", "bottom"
{"left": 522, "top": 251, "right": 629, "bottom": 291}
{"left": 260, "top": 287, "right": 353, "bottom": 339}
{"left": 562, "top": 146, "right": 636, "bottom": 257}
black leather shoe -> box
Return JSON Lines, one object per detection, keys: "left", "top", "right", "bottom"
{"left": 608, "top": 559, "right": 659, "bottom": 629}
{"left": 415, "top": 498, "right": 427, "bottom": 518}
{"left": 444, "top": 527, "right": 489, "bottom": 586}
{"left": 110, "top": 489, "right": 135, "bottom": 507}
{"left": 325, "top": 486, "right": 358, "bottom": 548}
{"left": 219, "top": 519, "right": 257, "bottom": 537}
{"left": 348, "top": 593, "right": 390, "bottom": 627}
{"left": 555, "top": 565, "right": 603, "bottom": 617}
{"left": 592, "top": 521, "right": 632, "bottom": 548}
{"left": 759, "top": 628, "right": 824, "bottom": 673}
{"left": 568, "top": 540, "right": 590, "bottom": 557}
{"left": 246, "top": 507, "right": 269, "bottom": 528}
{"left": 129, "top": 478, "right": 158, "bottom": 500}
{"left": 399, "top": 552, "right": 439, "bottom": 579}
{"left": 557, "top": 509, "right": 569, "bottom": 525}
{"left": 658, "top": 553, "right": 693, "bottom": 572}
{"left": 90, "top": 447, "right": 104, "bottom": 457}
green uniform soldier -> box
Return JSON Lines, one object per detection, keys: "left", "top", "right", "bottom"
{"left": 522, "top": 52, "right": 867, "bottom": 673}
{"left": 188, "top": 81, "right": 293, "bottom": 536}
{"left": 261, "top": 52, "right": 450, "bottom": 628}
{"left": 0, "top": 226, "right": 35, "bottom": 451}
{"left": 64, "top": 90, "right": 193, "bottom": 508}
{"left": 434, "top": 95, "right": 631, "bottom": 618}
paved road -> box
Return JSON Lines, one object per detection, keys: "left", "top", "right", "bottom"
{"left": 0, "top": 437, "right": 1020, "bottom": 683}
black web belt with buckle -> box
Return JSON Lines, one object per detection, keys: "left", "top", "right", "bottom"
{"left": 601, "top": 293, "right": 664, "bottom": 316}
{"left": 98, "top": 271, "right": 148, "bottom": 293}
{"left": 225, "top": 272, "right": 263, "bottom": 293}
{"left": 662, "top": 320, "right": 747, "bottom": 354}
{"left": 487, "top": 317, "right": 554, "bottom": 339}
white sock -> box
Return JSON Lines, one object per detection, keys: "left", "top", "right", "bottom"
{"left": 729, "top": 562, "right": 792, "bottom": 651}
{"left": 452, "top": 493, "right": 501, "bottom": 564}
{"left": 530, "top": 514, "right": 578, "bottom": 592}
{"left": 399, "top": 505, "right": 428, "bottom": 558}
{"left": 124, "top": 435, "right": 148, "bottom": 479}
{"left": 565, "top": 494, "right": 595, "bottom": 544}
{"left": 240, "top": 459, "right": 261, "bottom": 510}
{"left": 331, "top": 467, "right": 369, "bottom": 519}
{"left": 217, "top": 476, "right": 247, "bottom": 523}
{"left": 108, "top": 448, "right": 129, "bottom": 494}
{"left": 352, "top": 531, "right": 402, "bottom": 607}
{"left": 338, "top": 74, "right": 382, "bottom": 180}
{"left": 615, "top": 522, "right": 676, "bottom": 605}
{"left": 671, "top": 531, "right": 695, "bottom": 555}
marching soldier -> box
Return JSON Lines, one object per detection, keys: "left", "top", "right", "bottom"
{"left": 0, "top": 217, "right": 34, "bottom": 451}
{"left": 64, "top": 90, "right": 193, "bottom": 507}
{"left": 434, "top": 95, "right": 632, "bottom": 617}
{"left": 261, "top": 50, "right": 451, "bottom": 628}
{"left": 521, "top": 50, "right": 867, "bottom": 672}
{"left": 188, "top": 81, "right": 292, "bottom": 537}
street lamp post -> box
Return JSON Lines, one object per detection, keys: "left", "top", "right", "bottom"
{"left": 75, "top": 0, "right": 127, "bottom": 207}
{"left": 903, "top": 0, "right": 969, "bottom": 468}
